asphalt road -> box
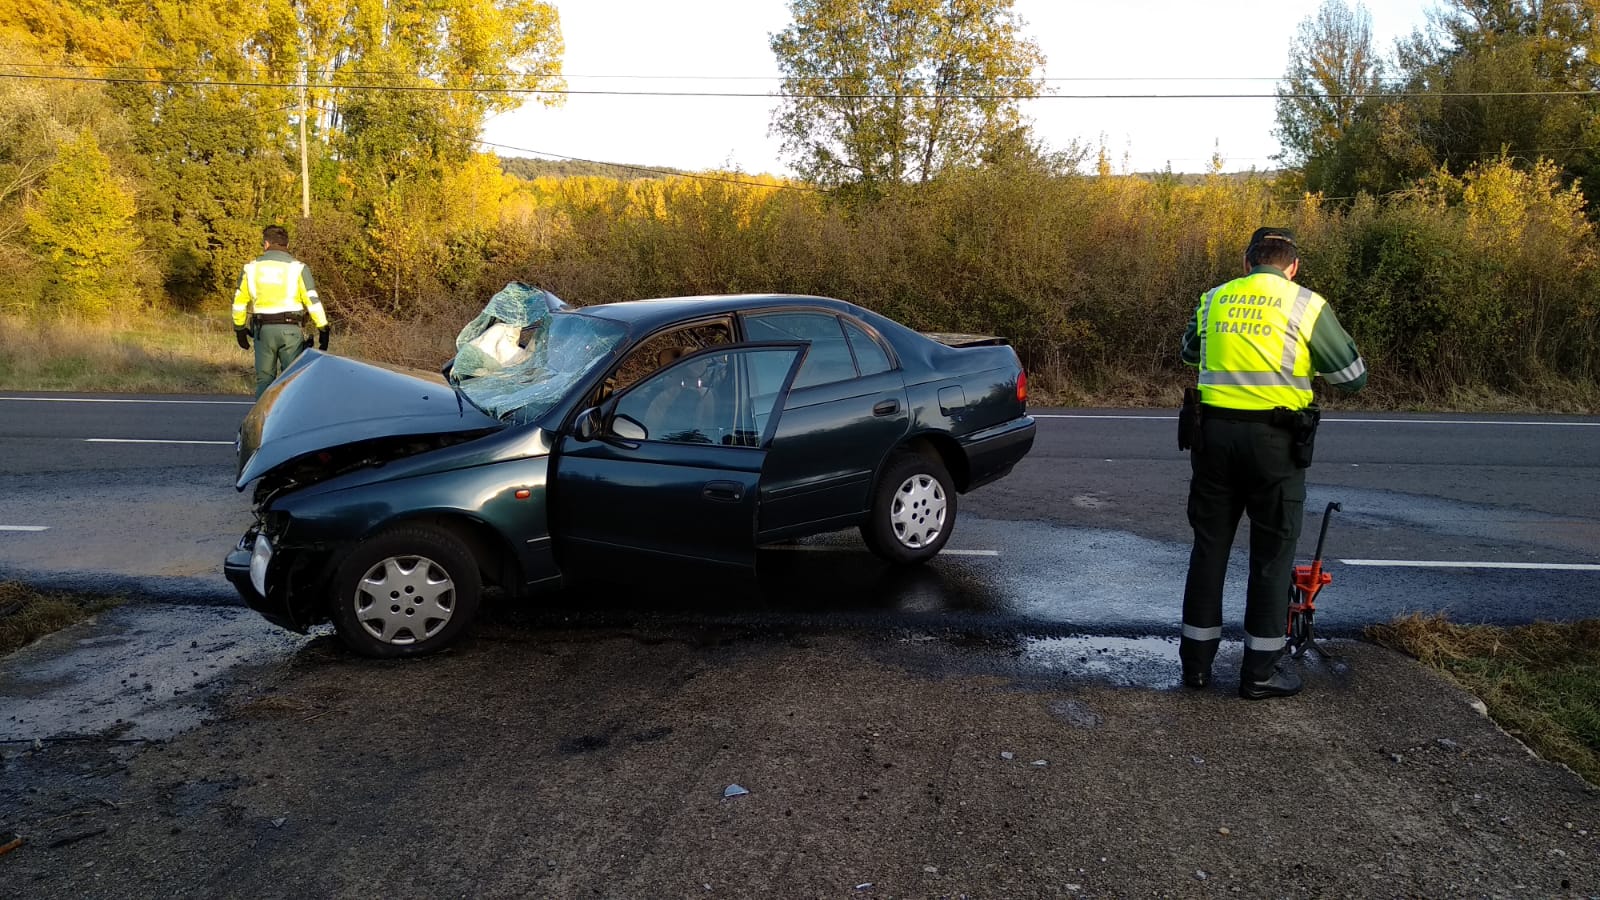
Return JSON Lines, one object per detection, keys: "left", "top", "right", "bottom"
{"left": 1, "top": 391, "right": 1597, "bottom": 633}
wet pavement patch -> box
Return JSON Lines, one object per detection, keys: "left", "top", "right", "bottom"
{"left": 0, "top": 603, "right": 307, "bottom": 742}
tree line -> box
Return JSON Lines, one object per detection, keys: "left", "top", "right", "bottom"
{"left": 0, "top": 0, "right": 1596, "bottom": 403}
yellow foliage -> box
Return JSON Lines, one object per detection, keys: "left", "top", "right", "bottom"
{"left": 0, "top": 0, "right": 143, "bottom": 65}
{"left": 1460, "top": 157, "right": 1592, "bottom": 261}
{"left": 440, "top": 153, "right": 516, "bottom": 229}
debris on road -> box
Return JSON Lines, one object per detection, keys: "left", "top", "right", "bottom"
{"left": 722, "top": 784, "right": 749, "bottom": 798}
{"left": 48, "top": 827, "right": 107, "bottom": 848}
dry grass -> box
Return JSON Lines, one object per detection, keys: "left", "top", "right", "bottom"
{"left": 0, "top": 582, "right": 122, "bottom": 657}
{"left": 0, "top": 310, "right": 462, "bottom": 393}
{"left": 1367, "top": 614, "right": 1600, "bottom": 784}
{"left": 0, "top": 312, "right": 252, "bottom": 394}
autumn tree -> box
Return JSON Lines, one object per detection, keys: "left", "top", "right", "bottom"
{"left": 1274, "top": 0, "right": 1385, "bottom": 195}
{"left": 1396, "top": 0, "right": 1599, "bottom": 201}
{"left": 313, "top": 0, "right": 565, "bottom": 188}
{"left": 1280, "top": 0, "right": 1600, "bottom": 205}
{"left": 23, "top": 130, "right": 143, "bottom": 316}
{"left": 770, "top": 0, "right": 1046, "bottom": 190}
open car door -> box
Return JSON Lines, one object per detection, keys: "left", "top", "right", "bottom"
{"left": 550, "top": 344, "right": 805, "bottom": 578}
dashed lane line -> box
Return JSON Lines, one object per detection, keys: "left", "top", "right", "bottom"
{"left": 0, "top": 526, "right": 50, "bottom": 532}
{"left": 83, "top": 438, "right": 234, "bottom": 446}
{"left": 1341, "top": 558, "right": 1600, "bottom": 572}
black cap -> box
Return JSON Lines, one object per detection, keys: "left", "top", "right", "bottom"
{"left": 1247, "top": 227, "right": 1296, "bottom": 252}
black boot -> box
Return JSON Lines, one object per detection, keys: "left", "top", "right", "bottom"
{"left": 1179, "top": 636, "right": 1217, "bottom": 689}
{"left": 1239, "top": 662, "right": 1302, "bottom": 700}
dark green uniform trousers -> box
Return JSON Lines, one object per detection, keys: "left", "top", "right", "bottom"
{"left": 254, "top": 323, "right": 307, "bottom": 398}
{"left": 1180, "top": 416, "right": 1306, "bottom": 682}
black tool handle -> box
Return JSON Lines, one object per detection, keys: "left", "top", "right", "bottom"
{"left": 1312, "top": 501, "right": 1341, "bottom": 565}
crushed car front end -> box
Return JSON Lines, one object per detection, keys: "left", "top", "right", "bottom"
{"left": 223, "top": 293, "right": 631, "bottom": 649}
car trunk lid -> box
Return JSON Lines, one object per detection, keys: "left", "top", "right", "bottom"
{"left": 236, "top": 350, "right": 505, "bottom": 489}
{"left": 920, "top": 332, "right": 1011, "bottom": 348}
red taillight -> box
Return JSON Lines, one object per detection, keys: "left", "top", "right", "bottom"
{"left": 1016, "top": 370, "right": 1028, "bottom": 405}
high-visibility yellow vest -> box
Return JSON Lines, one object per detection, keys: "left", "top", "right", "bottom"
{"left": 1194, "top": 270, "right": 1327, "bottom": 411}
{"left": 231, "top": 252, "right": 327, "bottom": 328}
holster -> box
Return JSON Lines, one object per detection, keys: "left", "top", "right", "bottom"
{"left": 1178, "top": 387, "right": 1203, "bottom": 452}
{"left": 1272, "top": 404, "right": 1321, "bottom": 468}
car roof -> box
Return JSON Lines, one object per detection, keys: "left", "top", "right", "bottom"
{"left": 572, "top": 294, "right": 860, "bottom": 330}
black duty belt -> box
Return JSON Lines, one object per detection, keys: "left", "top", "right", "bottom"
{"left": 1201, "top": 404, "right": 1294, "bottom": 426}
{"left": 254, "top": 312, "right": 304, "bottom": 325}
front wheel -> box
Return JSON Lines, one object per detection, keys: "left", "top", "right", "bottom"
{"left": 860, "top": 451, "right": 957, "bottom": 565}
{"left": 330, "top": 524, "right": 482, "bottom": 658}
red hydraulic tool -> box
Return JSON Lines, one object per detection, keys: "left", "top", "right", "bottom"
{"left": 1286, "top": 501, "right": 1341, "bottom": 660}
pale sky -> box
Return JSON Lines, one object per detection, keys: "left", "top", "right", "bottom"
{"left": 480, "top": 0, "right": 1439, "bottom": 176}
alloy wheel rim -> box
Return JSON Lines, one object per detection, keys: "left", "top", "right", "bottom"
{"left": 889, "top": 472, "right": 947, "bottom": 549}
{"left": 353, "top": 555, "right": 455, "bottom": 645}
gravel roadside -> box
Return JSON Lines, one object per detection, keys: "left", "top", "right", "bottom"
{"left": 2, "top": 615, "right": 1597, "bottom": 898}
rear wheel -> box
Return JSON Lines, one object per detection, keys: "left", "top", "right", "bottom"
{"left": 330, "top": 525, "right": 482, "bottom": 658}
{"left": 860, "top": 451, "right": 957, "bottom": 565}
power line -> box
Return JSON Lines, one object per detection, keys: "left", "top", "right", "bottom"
{"left": 0, "top": 60, "right": 1415, "bottom": 83}
{"left": 1, "top": 68, "right": 1596, "bottom": 101}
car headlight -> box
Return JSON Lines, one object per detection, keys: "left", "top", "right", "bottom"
{"left": 249, "top": 533, "right": 274, "bottom": 596}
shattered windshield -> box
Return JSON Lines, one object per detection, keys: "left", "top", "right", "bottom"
{"left": 447, "top": 283, "right": 629, "bottom": 424}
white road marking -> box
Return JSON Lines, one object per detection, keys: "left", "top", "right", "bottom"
{"left": 0, "top": 525, "right": 49, "bottom": 532}
{"left": 0, "top": 396, "right": 252, "bottom": 405}
{"left": 84, "top": 438, "right": 234, "bottom": 446}
{"left": 1034, "top": 414, "right": 1172, "bottom": 420}
{"left": 764, "top": 545, "right": 1000, "bottom": 557}
{"left": 1327, "top": 418, "right": 1600, "bottom": 427}
{"left": 1341, "top": 559, "right": 1600, "bottom": 572}
{"left": 1033, "top": 413, "right": 1600, "bottom": 427}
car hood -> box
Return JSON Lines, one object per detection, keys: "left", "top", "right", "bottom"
{"left": 236, "top": 350, "right": 505, "bottom": 488}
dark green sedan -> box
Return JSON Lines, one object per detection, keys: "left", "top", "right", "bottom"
{"left": 224, "top": 292, "right": 1036, "bottom": 657}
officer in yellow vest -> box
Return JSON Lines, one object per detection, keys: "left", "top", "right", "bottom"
{"left": 1178, "top": 227, "right": 1366, "bottom": 700}
{"left": 232, "top": 224, "right": 329, "bottom": 398}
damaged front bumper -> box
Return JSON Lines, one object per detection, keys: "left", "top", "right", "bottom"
{"left": 224, "top": 526, "right": 325, "bottom": 633}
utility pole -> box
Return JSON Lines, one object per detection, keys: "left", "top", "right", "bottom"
{"left": 298, "top": 71, "right": 311, "bottom": 219}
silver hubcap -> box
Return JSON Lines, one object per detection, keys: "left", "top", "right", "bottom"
{"left": 353, "top": 555, "right": 455, "bottom": 645}
{"left": 890, "top": 472, "right": 947, "bottom": 549}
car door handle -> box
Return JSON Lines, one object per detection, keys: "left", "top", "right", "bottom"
{"left": 703, "top": 481, "right": 744, "bottom": 502}
{"left": 873, "top": 399, "right": 900, "bottom": 416}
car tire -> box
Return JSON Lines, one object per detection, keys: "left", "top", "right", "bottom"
{"left": 860, "top": 450, "right": 957, "bottom": 565}
{"left": 329, "top": 524, "right": 482, "bottom": 658}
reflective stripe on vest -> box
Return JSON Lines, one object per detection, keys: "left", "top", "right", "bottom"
{"left": 1196, "top": 275, "right": 1324, "bottom": 411}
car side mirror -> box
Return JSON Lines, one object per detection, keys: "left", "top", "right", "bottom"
{"left": 574, "top": 406, "right": 604, "bottom": 442}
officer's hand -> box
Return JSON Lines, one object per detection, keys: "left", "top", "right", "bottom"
{"left": 235, "top": 328, "right": 251, "bottom": 350}
{"left": 317, "top": 326, "right": 329, "bottom": 351}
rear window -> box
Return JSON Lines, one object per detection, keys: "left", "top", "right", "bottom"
{"left": 844, "top": 318, "right": 892, "bottom": 376}
{"left": 743, "top": 312, "right": 857, "bottom": 389}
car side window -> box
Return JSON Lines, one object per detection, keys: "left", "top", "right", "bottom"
{"left": 600, "top": 321, "right": 733, "bottom": 402}
{"left": 743, "top": 312, "right": 857, "bottom": 389}
{"left": 612, "top": 348, "right": 799, "bottom": 446}
{"left": 843, "top": 318, "right": 892, "bottom": 376}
